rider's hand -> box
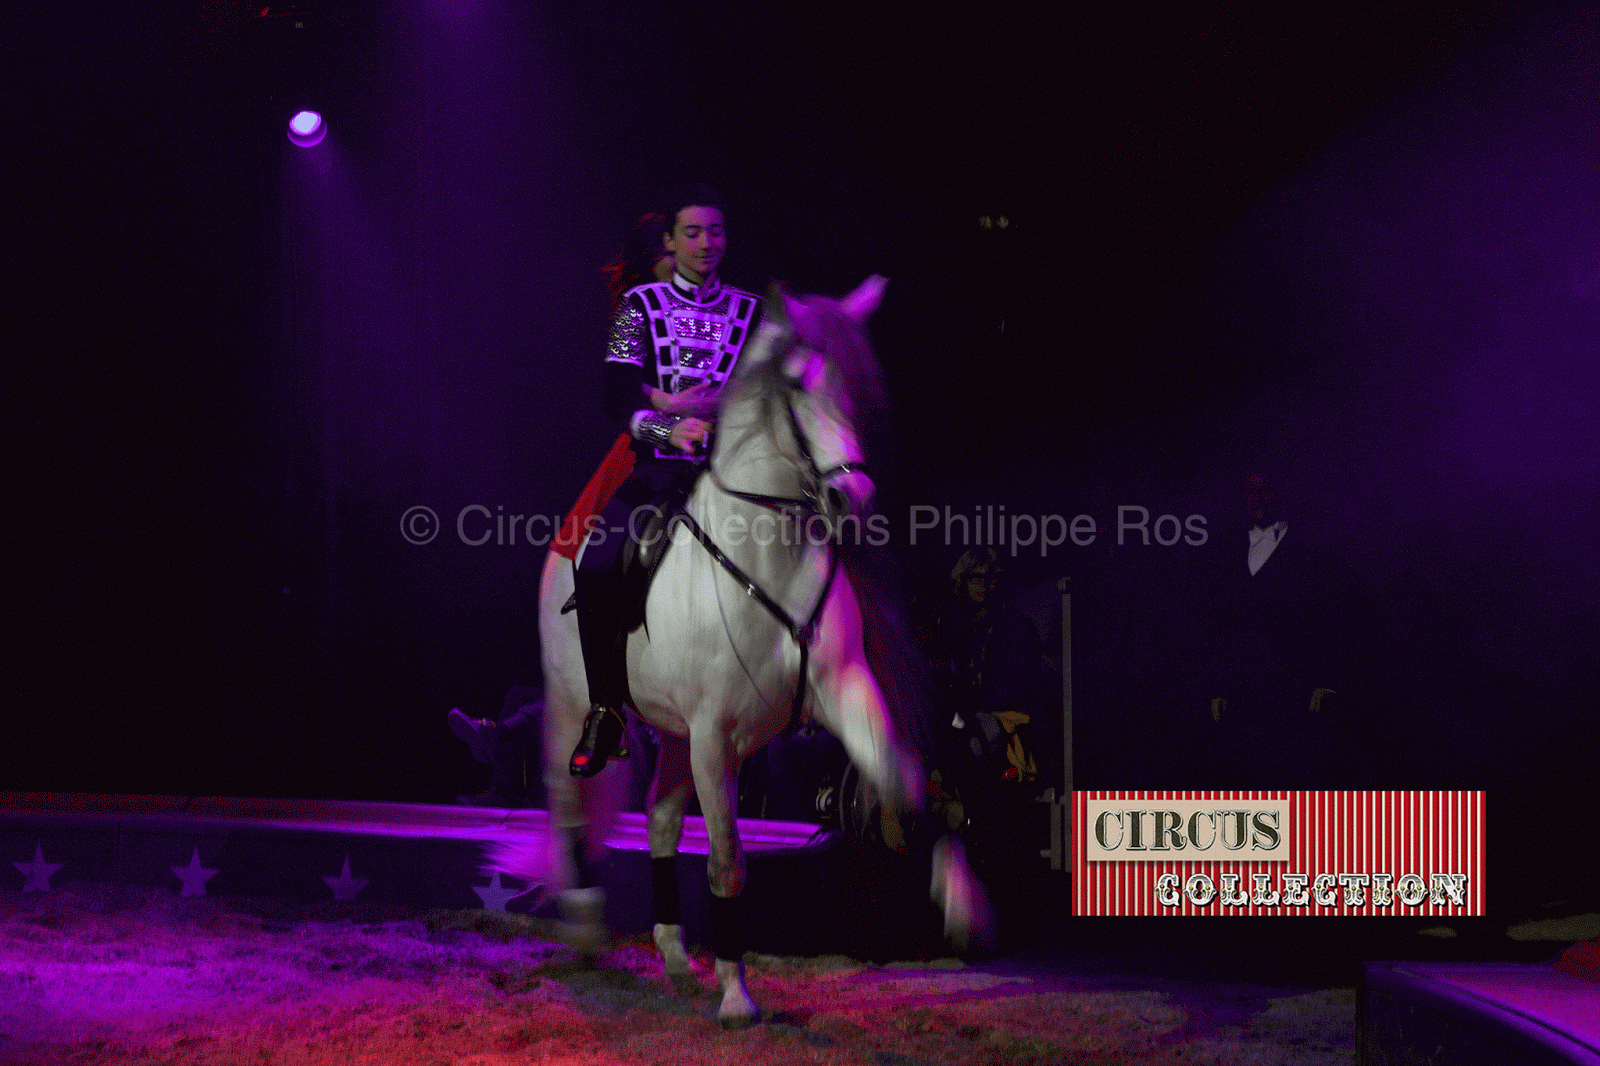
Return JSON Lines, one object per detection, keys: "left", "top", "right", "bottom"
{"left": 668, "top": 417, "right": 712, "bottom": 453}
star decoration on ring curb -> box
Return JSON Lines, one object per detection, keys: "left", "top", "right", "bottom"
{"left": 323, "top": 855, "right": 369, "bottom": 901}
{"left": 172, "top": 847, "right": 220, "bottom": 898}
{"left": 473, "top": 872, "right": 519, "bottom": 911}
{"left": 14, "top": 843, "right": 64, "bottom": 893}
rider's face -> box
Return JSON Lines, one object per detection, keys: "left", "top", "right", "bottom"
{"left": 665, "top": 205, "right": 725, "bottom": 284}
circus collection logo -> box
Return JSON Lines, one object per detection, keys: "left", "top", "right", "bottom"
{"left": 1073, "top": 792, "right": 1485, "bottom": 917}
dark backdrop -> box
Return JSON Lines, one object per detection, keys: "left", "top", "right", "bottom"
{"left": 6, "top": 3, "right": 1594, "bottom": 900}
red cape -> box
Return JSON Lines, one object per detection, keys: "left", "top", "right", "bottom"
{"left": 552, "top": 432, "right": 636, "bottom": 560}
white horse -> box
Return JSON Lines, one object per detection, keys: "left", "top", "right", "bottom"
{"left": 502, "top": 276, "right": 986, "bottom": 1028}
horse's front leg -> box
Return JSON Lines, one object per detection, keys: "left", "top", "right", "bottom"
{"left": 809, "top": 575, "right": 992, "bottom": 953}
{"left": 648, "top": 733, "right": 696, "bottom": 978}
{"left": 688, "top": 727, "right": 758, "bottom": 1029}
{"left": 809, "top": 577, "right": 924, "bottom": 816}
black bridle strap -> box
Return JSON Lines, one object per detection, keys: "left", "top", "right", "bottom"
{"left": 708, "top": 393, "right": 868, "bottom": 514}
{"left": 672, "top": 506, "right": 840, "bottom": 727}
{"left": 707, "top": 469, "right": 809, "bottom": 517}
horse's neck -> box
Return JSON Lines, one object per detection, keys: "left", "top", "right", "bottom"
{"left": 696, "top": 390, "right": 823, "bottom": 591}
{"left": 710, "top": 390, "right": 804, "bottom": 502}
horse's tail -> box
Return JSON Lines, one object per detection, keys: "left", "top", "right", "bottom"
{"left": 839, "top": 541, "right": 938, "bottom": 768}
{"left": 478, "top": 838, "right": 552, "bottom": 905}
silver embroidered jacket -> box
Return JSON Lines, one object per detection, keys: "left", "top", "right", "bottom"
{"left": 604, "top": 274, "right": 761, "bottom": 460}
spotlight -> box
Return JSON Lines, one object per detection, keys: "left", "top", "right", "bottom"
{"left": 287, "top": 110, "right": 326, "bottom": 147}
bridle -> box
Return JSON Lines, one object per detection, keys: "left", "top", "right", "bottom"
{"left": 710, "top": 389, "right": 867, "bottom": 521}
{"left": 672, "top": 359, "right": 868, "bottom": 722}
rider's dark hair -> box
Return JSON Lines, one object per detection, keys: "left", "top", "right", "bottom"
{"left": 664, "top": 182, "right": 727, "bottom": 229}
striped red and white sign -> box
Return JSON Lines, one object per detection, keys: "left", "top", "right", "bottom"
{"left": 1072, "top": 791, "right": 1486, "bottom": 916}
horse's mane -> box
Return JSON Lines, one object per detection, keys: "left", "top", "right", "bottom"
{"left": 728, "top": 292, "right": 889, "bottom": 433}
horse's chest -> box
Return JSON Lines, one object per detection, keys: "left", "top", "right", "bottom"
{"left": 627, "top": 605, "right": 799, "bottom": 743}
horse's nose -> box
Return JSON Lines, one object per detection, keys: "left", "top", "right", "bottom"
{"left": 823, "top": 483, "right": 850, "bottom": 521}
{"left": 824, "top": 470, "right": 875, "bottom": 525}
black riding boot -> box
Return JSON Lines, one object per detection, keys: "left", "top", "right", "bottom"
{"left": 571, "top": 565, "right": 630, "bottom": 777}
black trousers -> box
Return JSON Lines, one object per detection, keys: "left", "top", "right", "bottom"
{"left": 574, "top": 458, "right": 698, "bottom": 710}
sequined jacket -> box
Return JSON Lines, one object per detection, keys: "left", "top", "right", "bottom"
{"left": 604, "top": 273, "right": 761, "bottom": 461}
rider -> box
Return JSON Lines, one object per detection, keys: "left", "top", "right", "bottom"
{"left": 564, "top": 184, "right": 762, "bottom": 778}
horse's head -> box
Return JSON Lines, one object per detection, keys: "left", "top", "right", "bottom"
{"left": 720, "top": 275, "right": 887, "bottom": 527}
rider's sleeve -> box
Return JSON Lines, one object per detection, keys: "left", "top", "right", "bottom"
{"left": 603, "top": 292, "right": 668, "bottom": 441}
{"left": 633, "top": 410, "right": 682, "bottom": 449}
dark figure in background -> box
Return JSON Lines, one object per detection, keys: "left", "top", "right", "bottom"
{"left": 449, "top": 686, "right": 660, "bottom": 812}
{"left": 1196, "top": 472, "right": 1357, "bottom": 789}
{"left": 448, "top": 688, "right": 544, "bottom": 808}
{"left": 932, "top": 549, "right": 1044, "bottom": 782}
{"left": 926, "top": 548, "right": 1046, "bottom": 868}
{"left": 739, "top": 722, "right": 849, "bottom": 824}
{"left": 562, "top": 185, "right": 762, "bottom": 778}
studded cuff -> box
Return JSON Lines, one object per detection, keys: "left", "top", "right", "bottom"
{"left": 634, "top": 410, "right": 683, "bottom": 449}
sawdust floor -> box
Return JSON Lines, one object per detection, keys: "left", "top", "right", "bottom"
{"left": 1, "top": 883, "right": 1358, "bottom": 1065}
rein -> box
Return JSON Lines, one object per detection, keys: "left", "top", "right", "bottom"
{"left": 684, "top": 384, "right": 864, "bottom": 726}
{"left": 674, "top": 503, "right": 838, "bottom": 652}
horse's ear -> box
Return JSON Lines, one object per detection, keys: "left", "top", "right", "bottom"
{"left": 741, "top": 283, "right": 793, "bottom": 370}
{"left": 840, "top": 274, "right": 888, "bottom": 322}
{"left": 763, "top": 281, "right": 814, "bottom": 335}
{"left": 764, "top": 287, "right": 823, "bottom": 382}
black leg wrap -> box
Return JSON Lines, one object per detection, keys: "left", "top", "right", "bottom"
{"left": 570, "top": 832, "right": 600, "bottom": 890}
{"left": 652, "top": 856, "right": 681, "bottom": 926}
{"left": 708, "top": 892, "right": 742, "bottom": 963}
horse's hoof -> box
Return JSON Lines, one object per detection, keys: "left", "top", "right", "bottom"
{"left": 556, "top": 888, "right": 607, "bottom": 955}
{"left": 555, "top": 920, "right": 607, "bottom": 956}
{"left": 714, "top": 957, "right": 759, "bottom": 1029}
{"left": 653, "top": 923, "right": 697, "bottom": 977}
{"left": 717, "top": 1005, "right": 760, "bottom": 1030}
{"left": 569, "top": 706, "right": 627, "bottom": 777}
